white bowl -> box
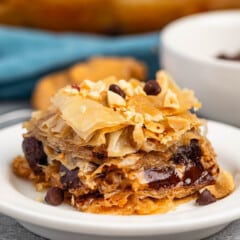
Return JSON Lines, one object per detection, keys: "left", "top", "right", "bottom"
{"left": 161, "top": 11, "right": 240, "bottom": 127}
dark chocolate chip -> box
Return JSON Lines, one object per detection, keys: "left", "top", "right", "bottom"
{"left": 172, "top": 148, "right": 189, "bottom": 165}
{"left": 109, "top": 84, "right": 126, "bottom": 98}
{"left": 145, "top": 167, "right": 180, "bottom": 189}
{"left": 195, "top": 170, "right": 215, "bottom": 185}
{"left": 217, "top": 52, "right": 240, "bottom": 61}
{"left": 188, "top": 139, "right": 202, "bottom": 163}
{"left": 172, "top": 139, "right": 202, "bottom": 165}
{"left": 143, "top": 80, "right": 161, "bottom": 95}
{"left": 196, "top": 189, "right": 217, "bottom": 206}
{"left": 60, "top": 165, "right": 81, "bottom": 190}
{"left": 45, "top": 187, "right": 64, "bottom": 206}
{"left": 71, "top": 83, "right": 80, "bottom": 91}
{"left": 183, "top": 164, "right": 203, "bottom": 185}
{"left": 22, "top": 137, "right": 48, "bottom": 174}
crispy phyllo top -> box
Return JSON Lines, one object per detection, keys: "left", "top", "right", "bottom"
{"left": 28, "top": 71, "right": 202, "bottom": 157}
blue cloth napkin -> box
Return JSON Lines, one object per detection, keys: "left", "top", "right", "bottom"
{"left": 0, "top": 26, "right": 160, "bottom": 99}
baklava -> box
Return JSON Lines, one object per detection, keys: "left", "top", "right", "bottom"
{"left": 13, "top": 71, "right": 234, "bottom": 214}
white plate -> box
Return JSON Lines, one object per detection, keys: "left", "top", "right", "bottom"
{"left": 0, "top": 121, "right": 240, "bottom": 240}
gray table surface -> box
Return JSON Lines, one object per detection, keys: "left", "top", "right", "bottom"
{"left": 1, "top": 101, "right": 240, "bottom": 240}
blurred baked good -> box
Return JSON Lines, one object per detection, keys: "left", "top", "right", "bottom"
{"left": 0, "top": 0, "right": 239, "bottom": 34}
{"left": 32, "top": 71, "right": 69, "bottom": 112}
{"left": 32, "top": 57, "right": 147, "bottom": 110}
{"left": 69, "top": 57, "right": 146, "bottom": 83}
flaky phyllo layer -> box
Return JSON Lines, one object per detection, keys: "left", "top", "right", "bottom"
{"left": 13, "top": 71, "right": 234, "bottom": 214}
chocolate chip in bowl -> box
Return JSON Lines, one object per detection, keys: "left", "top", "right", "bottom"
{"left": 217, "top": 51, "right": 240, "bottom": 61}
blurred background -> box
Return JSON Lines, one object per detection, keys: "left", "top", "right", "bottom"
{"left": 0, "top": 2, "right": 240, "bottom": 240}
{"left": 0, "top": 0, "right": 239, "bottom": 125}
{"left": 1, "top": 0, "right": 240, "bottom": 34}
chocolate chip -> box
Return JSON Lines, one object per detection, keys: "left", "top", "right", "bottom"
{"left": 143, "top": 80, "right": 161, "bottom": 95}
{"left": 183, "top": 163, "right": 203, "bottom": 184}
{"left": 109, "top": 84, "right": 126, "bottom": 98}
{"left": 22, "top": 137, "right": 48, "bottom": 174}
{"left": 71, "top": 83, "right": 80, "bottom": 91}
{"left": 45, "top": 187, "right": 64, "bottom": 206}
{"left": 188, "top": 139, "right": 202, "bottom": 163}
{"left": 196, "top": 189, "right": 217, "bottom": 205}
{"left": 217, "top": 52, "right": 240, "bottom": 61}
{"left": 60, "top": 165, "right": 81, "bottom": 190}
{"left": 195, "top": 171, "right": 215, "bottom": 186}
{"left": 172, "top": 148, "right": 188, "bottom": 165}
{"left": 145, "top": 167, "right": 180, "bottom": 189}
{"left": 172, "top": 139, "right": 202, "bottom": 165}
{"left": 171, "top": 139, "right": 210, "bottom": 185}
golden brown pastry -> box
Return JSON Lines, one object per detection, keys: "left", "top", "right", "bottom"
{"left": 32, "top": 57, "right": 147, "bottom": 111}
{"left": 13, "top": 71, "right": 234, "bottom": 215}
{"left": 0, "top": 0, "right": 239, "bottom": 34}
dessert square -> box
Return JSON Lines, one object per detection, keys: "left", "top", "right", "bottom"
{"left": 13, "top": 71, "right": 234, "bottom": 214}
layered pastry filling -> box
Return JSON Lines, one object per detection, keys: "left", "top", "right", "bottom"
{"left": 12, "top": 71, "right": 234, "bottom": 214}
